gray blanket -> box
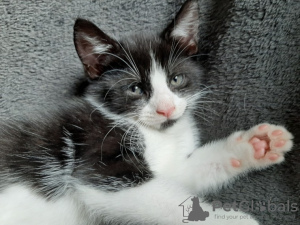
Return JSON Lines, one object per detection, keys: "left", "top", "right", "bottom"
{"left": 0, "top": 0, "right": 299, "bottom": 224}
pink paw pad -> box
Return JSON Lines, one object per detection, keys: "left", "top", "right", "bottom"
{"left": 248, "top": 123, "right": 293, "bottom": 162}
{"left": 272, "top": 130, "right": 283, "bottom": 136}
{"left": 231, "top": 158, "right": 241, "bottom": 168}
{"left": 266, "top": 152, "right": 279, "bottom": 161}
{"left": 249, "top": 136, "right": 269, "bottom": 159}
{"left": 258, "top": 124, "right": 269, "bottom": 131}
{"left": 275, "top": 140, "right": 286, "bottom": 147}
{"left": 230, "top": 123, "right": 293, "bottom": 168}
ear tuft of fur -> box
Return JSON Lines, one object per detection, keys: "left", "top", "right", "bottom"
{"left": 74, "top": 19, "right": 119, "bottom": 79}
{"left": 161, "top": 0, "right": 200, "bottom": 55}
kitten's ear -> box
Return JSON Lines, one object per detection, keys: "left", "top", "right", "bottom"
{"left": 161, "top": 0, "right": 200, "bottom": 55}
{"left": 74, "top": 19, "right": 120, "bottom": 79}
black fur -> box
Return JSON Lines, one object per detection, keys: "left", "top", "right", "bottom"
{"left": 0, "top": 102, "right": 151, "bottom": 198}
{"left": 0, "top": 0, "right": 202, "bottom": 199}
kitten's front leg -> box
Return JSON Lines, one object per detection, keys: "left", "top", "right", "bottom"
{"left": 78, "top": 178, "right": 259, "bottom": 225}
{"left": 176, "top": 123, "right": 293, "bottom": 192}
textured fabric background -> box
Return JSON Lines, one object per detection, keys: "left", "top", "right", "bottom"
{"left": 0, "top": 0, "right": 299, "bottom": 224}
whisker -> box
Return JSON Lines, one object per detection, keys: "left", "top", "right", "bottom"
{"left": 115, "top": 39, "right": 140, "bottom": 78}
{"left": 102, "top": 68, "right": 139, "bottom": 79}
{"left": 124, "top": 42, "right": 140, "bottom": 77}
{"left": 170, "top": 37, "right": 189, "bottom": 67}
{"left": 80, "top": 51, "right": 139, "bottom": 80}
{"left": 104, "top": 77, "right": 136, "bottom": 100}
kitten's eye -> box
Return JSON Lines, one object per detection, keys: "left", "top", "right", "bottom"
{"left": 171, "top": 74, "right": 184, "bottom": 87}
{"left": 130, "top": 85, "right": 143, "bottom": 95}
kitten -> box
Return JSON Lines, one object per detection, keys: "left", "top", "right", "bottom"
{"left": 0, "top": 0, "right": 293, "bottom": 225}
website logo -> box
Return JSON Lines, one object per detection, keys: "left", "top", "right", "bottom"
{"left": 179, "top": 197, "right": 298, "bottom": 223}
{"left": 179, "top": 196, "right": 209, "bottom": 223}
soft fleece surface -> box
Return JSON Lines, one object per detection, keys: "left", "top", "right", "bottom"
{"left": 0, "top": 0, "right": 299, "bottom": 224}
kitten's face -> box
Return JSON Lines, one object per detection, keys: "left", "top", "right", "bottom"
{"left": 86, "top": 38, "right": 202, "bottom": 129}
{"left": 74, "top": 0, "right": 201, "bottom": 130}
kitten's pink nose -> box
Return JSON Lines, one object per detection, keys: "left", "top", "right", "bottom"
{"left": 156, "top": 106, "right": 175, "bottom": 118}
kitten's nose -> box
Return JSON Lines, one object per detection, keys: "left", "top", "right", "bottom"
{"left": 156, "top": 106, "right": 175, "bottom": 118}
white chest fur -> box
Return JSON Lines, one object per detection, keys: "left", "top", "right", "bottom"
{"left": 139, "top": 114, "right": 199, "bottom": 176}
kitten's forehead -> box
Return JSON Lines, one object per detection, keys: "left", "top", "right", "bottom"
{"left": 119, "top": 36, "right": 171, "bottom": 76}
{"left": 149, "top": 52, "right": 168, "bottom": 92}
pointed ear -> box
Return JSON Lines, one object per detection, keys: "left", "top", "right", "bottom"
{"left": 74, "top": 19, "right": 120, "bottom": 79}
{"left": 161, "top": 0, "right": 200, "bottom": 55}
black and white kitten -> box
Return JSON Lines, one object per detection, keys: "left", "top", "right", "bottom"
{"left": 0, "top": 1, "right": 293, "bottom": 224}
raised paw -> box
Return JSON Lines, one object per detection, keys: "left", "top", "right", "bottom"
{"left": 230, "top": 123, "right": 293, "bottom": 168}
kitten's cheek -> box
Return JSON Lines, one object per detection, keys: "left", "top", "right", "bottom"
{"left": 172, "top": 100, "right": 187, "bottom": 119}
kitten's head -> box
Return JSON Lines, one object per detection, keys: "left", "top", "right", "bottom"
{"left": 74, "top": 0, "right": 203, "bottom": 130}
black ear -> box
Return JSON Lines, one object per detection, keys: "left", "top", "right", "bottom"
{"left": 74, "top": 19, "right": 120, "bottom": 79}
{"left": 161, "top": 0, "right": 200, "bottom": 55}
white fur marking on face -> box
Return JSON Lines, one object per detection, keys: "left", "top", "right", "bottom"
{"left": 85, "top": 95, "right": 133, "bottom": 126}
{"left": 150, "top": 56, "right": 175, "bottom": 112}
{"left": 140, "top": 53, "right": 187, "bottom": 127}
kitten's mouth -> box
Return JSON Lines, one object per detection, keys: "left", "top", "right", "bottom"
{"left": 160, "top": 119, "right": 177, "bottom": 130}
{"left": 139, "top": 118, "right": 178, "bottom": 130}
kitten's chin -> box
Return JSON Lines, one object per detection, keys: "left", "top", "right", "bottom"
{"left": 141, "top": 120, "right": 177, "bottom": 130}
{"left": 140, "top": 116, "right": 181, "bottom": 130}
{"left": 159, "top": 119, "right": 178, "bottom": 130}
